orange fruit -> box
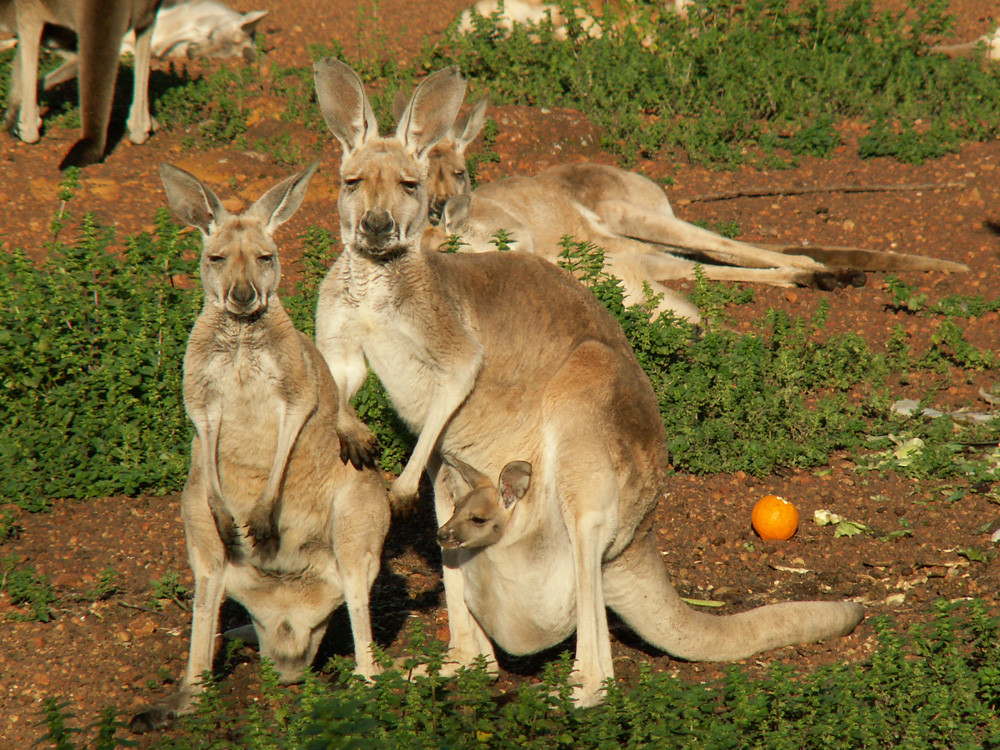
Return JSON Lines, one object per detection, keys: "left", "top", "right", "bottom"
{"left": 752, "top": 495, "right": 799, "bottom": 541}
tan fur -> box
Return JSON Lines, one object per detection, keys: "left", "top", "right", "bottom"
{"left": 313, "top": 59, "right": 864, "bottom": 707}
{"left": 0, "top": 0, "right": 162, "bottom": 168}
{"left": 130, "top": 163, "right": 390, "bottom": 732}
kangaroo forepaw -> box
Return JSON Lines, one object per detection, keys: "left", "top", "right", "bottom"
{"left": 211, "top": 509, "right": 241, "bottom": 555}
{"left": 245, "top": 510, "right": 280, "bottom": 557}
{"left": 337, "top": 419, "right": 379, "bottom": 469}
{"left": 388, "top": 481, "right": 420, "bottom": 516}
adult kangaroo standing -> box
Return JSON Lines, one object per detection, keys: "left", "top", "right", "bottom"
{"left": 313, "top": 58, "right": 864, "bottom": 706}
{"left": 130, "top": 162, "right": 389, "bottom": 731}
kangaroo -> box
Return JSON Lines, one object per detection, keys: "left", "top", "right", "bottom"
{"left": 42, "top": 0, "right": 268, "bottom": 91}
{"left": 313, "top": 58, "right": 864, "bottom": 706}
{"left": 0, "top": 0, "right": 162, "bottom": 169}
{"left": 392, "top": 88, "right": 489, "bottom": 224}
{"left": 417, "top": 98, "right": 967, "bottom": 322}
{"left": 129, "top": 162, "right": 390, "bottom": 731}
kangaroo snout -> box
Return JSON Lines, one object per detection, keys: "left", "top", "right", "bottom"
{"left": 361, "top": 210, "right": 395, "bottom": 241}
{"left": 437, "top": 523, "right": 460, "bottom": 549}
{"left": 226, "top": 281, "right": 260, "bottom": 315}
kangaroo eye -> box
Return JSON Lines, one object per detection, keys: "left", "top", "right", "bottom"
{"left": 343, "top": 177, "right": 362, "bottom": 189}
{"left": 470, "top": 516, "right": 488, "bottom": 525}
{"left": 258, "top": 255, "right": 275, "bottom": 263}
{"left": 207, "top": 255, "right": 225, "bottom": 264}
{"left": 453, "top": 170, "right": 466, "bottom": 179}
{"left": 401, "top": 180, "right": 420, "bottom": 192}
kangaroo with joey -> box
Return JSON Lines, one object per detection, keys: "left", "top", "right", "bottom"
{"left": 130, "top": 162, "right": 389, "bottom": 732}
{"left": 313, "top": 57, "right": 865, "bottom": 707}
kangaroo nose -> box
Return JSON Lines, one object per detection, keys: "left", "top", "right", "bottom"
{"left": 361, "top": 210, "right": 394, "bottom": 238}
{"left": 230, "top": 282, "right": 257, "bottom": 307}
{"left": 437, "top": 526, "right": 455, "bottom": 547}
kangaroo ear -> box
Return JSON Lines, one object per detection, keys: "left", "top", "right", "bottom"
{"left": 391, "top": 87, "right": 411, "bottom": 123}
{"left": 314, "top": 57, "right": 380, "bottom": 155}
{"left": 443, "top": 454, "right": 492, "bottom": 489}
{"left": 395, "top": 66, "right": 467, "bottom": 158}
{"left": 499, "top": 461, "right": 531, "bottom": 509}
{"left": 240, "top": 10, "right": 268, "bottom": 33}
{"left": 159, "top": 163, "right": 227, "bottom": 234}
{"left": 454, "top": 95, "right": 489, "bottom": 152}
{"left": 442, "top": 194, "right": 472, "bottom": 233}
{"left": 249, "top": 160, "right": 319, "bottom": 232}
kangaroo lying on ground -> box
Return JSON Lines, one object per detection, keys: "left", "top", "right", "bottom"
{"left": 0, "top": 0, "right": 163, "bottom": 168}
{"left": 130, "top": 162, "right": 389, "bottom": 731}
{"left": 39, "top": 0, "right": 268, "bottom": 92}
{"left": 418, "top": 103, "right": 968, "bottom": 323}
{"left": 313, "top": 57, "right": 864, "bottom": 706}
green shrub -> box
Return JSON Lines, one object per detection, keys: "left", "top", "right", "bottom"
{"left": 424, "top": 0, "right": 1000, "bottom": 166}
{"left": 0, "top": 208, "right": 199, "bottom": 509}
{"left": 60, "top": 599, "right": 992, "bottom": 749}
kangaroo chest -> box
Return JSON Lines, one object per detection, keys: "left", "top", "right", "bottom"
{"left": 197, "top": 333, "right": 289, "bottom": 463}
{"left": 348, "top": 283, "right": 445, "bottom": 430}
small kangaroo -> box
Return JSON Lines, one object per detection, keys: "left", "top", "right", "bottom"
{"left": 436, "top": 456, "right": 531, "bottom": 551}
{"left": 0, "top": 0, "right": 162, "bottom": 169}
{"left": 313, "top": 58, "right": 864, "bottom": 707}
{"left": 130, "top": 162, "right": 390, "bottom": 731}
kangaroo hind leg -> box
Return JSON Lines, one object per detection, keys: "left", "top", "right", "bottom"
{"left": 594, "top": 200, "right": 827, "bottom": 271}
{"left": 542, "top": 342, "right": 627, "bottom": 705}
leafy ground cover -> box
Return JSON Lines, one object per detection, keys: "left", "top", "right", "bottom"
{"left": 1, "top": 0, "right": 999, "bottom": 747}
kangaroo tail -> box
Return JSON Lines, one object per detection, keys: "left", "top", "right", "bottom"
{"left": 762, "top": 244, "right": 970, "bottom": 274}
{"left": 603, "top": 533, "right": 864, "bottom": 662}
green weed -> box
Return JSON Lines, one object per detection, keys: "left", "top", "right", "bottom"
{"left": 85, "top": 567, "right": 123, "bottom": 602}
{"left": 149, "top": 571, "right": 190, "bottom": 609}
{"left": 1, "top": 554, "right": 57, "bottom": 622}
{"left": 424, "top": 0, "right": 1000, "bottom": 166}
{"left": 40, "top": 599, "right": 996, "bottom": 749}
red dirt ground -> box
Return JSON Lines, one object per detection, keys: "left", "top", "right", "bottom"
{"left": 1, "top": 0, "right": 999, "bottom": 746}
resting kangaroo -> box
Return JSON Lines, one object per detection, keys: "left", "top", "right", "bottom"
{"left": 130, "top": 162, "right": 390, "bottom": 731}
{"left": 418, "top": 105, "right": 968, "bottom": 323}
{"left": 313, "top": 58, "right": 865, "bottom": 706}
{"left": 0, "top": 0, "right": 162, "bottom": 168}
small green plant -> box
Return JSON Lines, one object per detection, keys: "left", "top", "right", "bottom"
{"left": 149, "top": 571, "right": 190, "bottom": 609}
{"left": 85, "top": 567, "right": 123, "bottom": 602}
{"left": 0, "top": 507, "right": 22, "bottom": 543}
{"left": 2, "top": 554, "right": 57, "bottom": 622}
{"left": 466, "top": 117, "right": 501, "bottom": 187}
{"left": 490, "top": 227, "right": 514, "bottom": 251}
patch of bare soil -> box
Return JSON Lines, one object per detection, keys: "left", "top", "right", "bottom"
{"left": 1, "top": 0, "right": 999, "bottom": 747}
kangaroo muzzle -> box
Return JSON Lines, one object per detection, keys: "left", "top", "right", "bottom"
{"left": 226, "top": 281, "right": 261, "bottom": 316}
{"left": 357, "top": 209, "right": 408, "bottom": 261}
